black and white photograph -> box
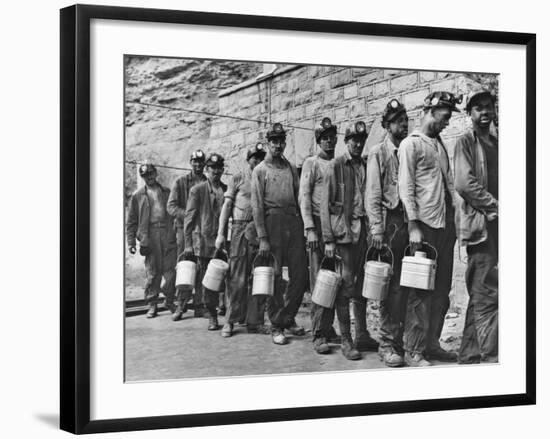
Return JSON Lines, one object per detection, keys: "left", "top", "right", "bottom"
{"left": 124, "top": 57, "right": 499, "bottom": 381}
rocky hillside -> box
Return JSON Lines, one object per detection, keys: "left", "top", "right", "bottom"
{"left": 124, "top": 56, "right": 263, "bottom": 197}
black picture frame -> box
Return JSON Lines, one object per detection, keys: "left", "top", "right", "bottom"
{"left": 60, "top": 4, "right": 536, "bottom": 434}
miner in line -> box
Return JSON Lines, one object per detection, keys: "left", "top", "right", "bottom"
{"left": 454, "top": 87, "right": 499, "bottom": 364}
{"left": 299, "top": 117, "right": 340, "bottom": 355}
{"left": 126, "top": 163, "right": 177, "bottom": 318}
{"left": 183, "top": 153, "right": 228, "bottom": 331}
{"left": 215, "top": 143, "right": 269, "bottom": 337}
{"left": 366, "top": 99, "right": 410, "bottom": 367}
{"left": 251, "top": 123, "right": 308, "bottom": 345}
{"left": 398, "top": 91, "right": 459, "bottom": 367}
{"left": 167, "top": 149, "right": 207, "bottom": 320}
{"left": 320, "top": 121, "right": 379, "bottom": 360}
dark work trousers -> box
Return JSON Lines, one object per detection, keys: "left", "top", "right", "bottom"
{"left": 309, "top": 215, "right": 336, "bottom": 341}
{"left": 226, "top": 220, "right": 265, "bottom": 326}
{"left": 378, "top": 209, "right": 409, "bottom": 354}
{"left": 458, "top": 221, "right": 498, "bottom": 363}
{"left": 175, "top": 227, "right": 203, "bottom": 308}
{"left": 263, "top": 212, "right": 308, "bottom": 331}
{"left": 335, "top": 218, "right": 368, "bottom": 340}
{"left": 144, "top": 225, "right": 177, "bottom": 306}
{"left": 403, "top": 212, "right": 456, "bottom": 356}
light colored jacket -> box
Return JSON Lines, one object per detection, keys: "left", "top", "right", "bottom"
{"left": 454, "top": 129, "right": 498, "bottom": 246}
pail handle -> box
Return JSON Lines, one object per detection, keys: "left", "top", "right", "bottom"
{"left": 177, "top": 252, "right": 197, "bottom": 263}
{"left": 214, "top": 248, "right": 229, "bottom": 262}
{"left": 253, "top": 252, "right": 276, "bottom": 269}
{"left": 366, "top": 245, "right": 394, "bottom": 268}
{"left": 320, "top": 255, "right": 343, "bottom": 275}
{"left": 404, "top": 241, "right": 438, "bottom": 261}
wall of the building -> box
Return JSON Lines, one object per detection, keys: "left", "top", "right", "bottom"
{"left": 207, "top": 65, "right": 496, "bottom": 176}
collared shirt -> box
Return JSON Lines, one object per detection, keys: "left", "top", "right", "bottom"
{"left": 224, "top": 168, "right": 253, "bottom": 222}
{"left": 398, "top": 130, "right": 454, "bottom": 229}
{"left": 299, "top": 154, "right": 332, "bottom": 230}
{"left": 366, "top": 136, "right": 401, "bottom": 235}
{"left": 251, "top": 153, "right": 300, "bottom": 239}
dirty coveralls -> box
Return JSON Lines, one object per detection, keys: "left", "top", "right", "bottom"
{"left": 224, "top": 169, "right": 265, "bottom": 328}
{"left": 454, "top": 130, "right": 499, "bottom": 363}
{"left": 366, "top": 137, "right": 409, "bottom": 354}
{"left": 398, "top": 131, "right": 456, "bottom": 356}
{"left": 167, "top": 172, "right": 207, "bottom": 308}
{"left": 126, "top": 183, "right": 177, "bottom": 307}
{"left": 251, "top": 154, "right": 308, "bottom": 332}
{"left": 184, "top": 178, "right": 227, "bottom": 316}
{"left": 299, "top": 154, "right": 335, "bottom": 341}
{"left": 320, "top": 153, "right": 370, "bottom": 343}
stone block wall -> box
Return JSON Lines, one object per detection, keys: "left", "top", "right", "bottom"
{"left": 207, "top": 65, "right": 497, "bottom": 176}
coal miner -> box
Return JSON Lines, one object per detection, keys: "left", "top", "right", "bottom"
{"left": 299, "top": 117, "right": 338, "bottom": 355}
{"left": 182, "top": 153, "right": 228, "bottom": 331}
{"left": 167, "top": 149, "right": 207, "bottom": 320}
{"left": 366, "top": 99, "right": 410, "bottom": 367}
{"left": 454, "top": 87, "right": 499, "bottom": 364}
{"left": 320, "top": 121, "right": 379, "bottom": 360}
{"left": 126, "top": 163, "right": 177, "bottom": 318}
{"left": 398, "top": 91, "right": 459, "bottom": 367}
{"left": 215, "top": 143, "right": 268, "bottom": 337}
{"left": 251, "top": 123, "right": 308, "bottom": 345}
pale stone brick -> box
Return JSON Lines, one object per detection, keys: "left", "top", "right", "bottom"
{"left": 356, "top": 70, "right": 382, "bottom": 86}
{"left": 350, "top": 98, "right": 366, "bottom": 119}
{"left": 294, "top": 89, "right": 313, "bottom": 106}
{"left": 391, "top": 73, "right": 418, "bottom": 93}
{"left": 367, "top": 98, "right": 388, "bottom": 116}
{"left": 402, "top": 87, "right": 430, "bottom": 110}
{"left": 334, "top": 106, "right": 348, "bottom": 123}
{"left": 373, "top": 80, "right": 390, "bottom": 98}
{"left": 419, "top": 71, "right": 436, "bottom": 83}
{"left": 313, "top": 76, "right": 331, "bottom": 94}
{"left": 359, "top": 85, "right": 373, "bottom": 99}
{"left": 331, "top": 69, "right": 353, "bottom": 88}
{"left": 344, "top": 84, "right": 358, "bottom": 99}
{"left": 431, "top": 78, "right": 457, "bottom": 93}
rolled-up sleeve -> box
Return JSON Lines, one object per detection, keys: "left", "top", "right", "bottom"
{"left": 251, "top": 166, "right": 268, "bottom": 239}
{"left": 299, "top": 158, "right": 316, "bottom": 230}
{"left": 398, "top": 138, "right": 419, "bottom": 222}
{"left": 454, "top": 135, "right": 498, "bottom": 213}
{"left": 366, "top": 149, "right": 384, "bottom": 235}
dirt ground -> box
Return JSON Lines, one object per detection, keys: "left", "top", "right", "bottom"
{"left": 125, "top": 246, "right": 468, "bottom": 382}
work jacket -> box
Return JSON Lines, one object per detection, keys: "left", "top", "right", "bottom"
{"left": 454, "top": 129, "right": 499, "bottom": 246}
{"left": 299, "top": 154, "right": 332, "bottom": 231}
{"left": 365, "top": 136, "right": 401, "bottom": 235}
{"left": 320, "top": 153, "right": 367, "bottom": 245}
{"left": 184, "top": 178, "right": 228, "bottom": 258}
{"left": 126, "top": 184, "right": 176, "bottom": 248}
{"left": 167, "top": 172, "right": 207, "bottom": 228}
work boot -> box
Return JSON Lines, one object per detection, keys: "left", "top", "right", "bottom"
{"left": 221, "top": 323, "right": 233, "bottom": 338}
{"left": 208, "top": 315, "right": 219, "bottom": 331}
{"left": 379, "top": 348, "right": 405, "bottom": 368}
{"left": 341, "top": 337, "right": 361, "bottom": 361}
{"left": 146, "top": 303, "right": 157, "bottom": 319}
{"left": 355, "top": 332, "right": 380, "bottom": 352}
{"left": 271, "top": 329, "right": 288, "bottom": 345}
{"left": 217, "top": 305, "right": 227, "bottom": 316}
{"left": 164, "top": 300, "right": 176, "bottom": 314}
{"left": 172, "top": 304, "right": 184, "bottom": 321}
{"left": 425, "top": 346, "right": 458, "bottom": 363}
{"left": 405, "top": 352, "right": 432, "bottom": 367}
{"left": 247, "top": 324, "right": 271, "bottom": 334}
{"left": 313, "top": 337, "right": 331, "bottom": 355}
{"left": 286, "top": 320, "right": 306, "bottom": 336}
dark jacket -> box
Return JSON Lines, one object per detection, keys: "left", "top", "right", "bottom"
{"left": 126, "top": 184, "right": 176, "bottom": 248}
{"left": 320, "top": 153, "right": 367, "bottom": 244}
{"left": 167, "top": 172, "right": 207, "bottom": 228}
{"left": 454, "top": 129, "right": 499, "bottom": 246}
{"left": 184, "top": 178, "right": 228, "bottom": 257}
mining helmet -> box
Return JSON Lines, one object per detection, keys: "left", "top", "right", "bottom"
{"left": 381, "top": 99, "right": 407, "bottom": 128}
{"left": 206, "top": 153, "right": 225, "bottom": 168}
{"left": 344, "top": 120, "right": 368, "bottom": 142}
{"left": 314, "top": 117, "right": 338, "bottom": 143}
{"left": 423, "top": 91, "right": 462, "bottom": 112}
{"left": 465, "top": 86, "right": 496, "bottom": 112}
{"left": 138, "top": 163, "right": 157, "bottom": 177}
{"left": 190, "top": 149, "right": 206, "bottom": 162}
{"left": 247, "top": 142, "right": 266, "bottom": 161}
{"left": 266, "top": 122, "right": 286, "bottom": 140}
